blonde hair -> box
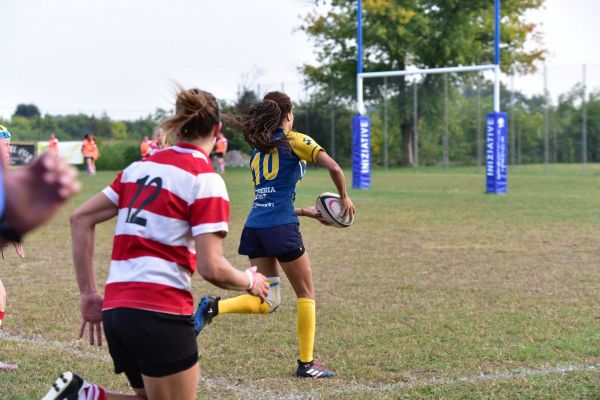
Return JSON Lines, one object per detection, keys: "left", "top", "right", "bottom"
{"left": 160, "top": 88, "right": 220, "bottom": 140}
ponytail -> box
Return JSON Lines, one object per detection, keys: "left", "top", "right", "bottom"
{"left": 160, "top": 87, "right": 220, "bottom": 141}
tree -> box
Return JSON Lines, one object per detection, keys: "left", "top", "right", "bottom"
{"left": 111, "top": 121, "right": 128, "bottom": 140}
{"left": 13, "top": 104, "right": 41, "bottom": 119}
{"left": 301, "top": 0, "right": 546, "bottom": 165}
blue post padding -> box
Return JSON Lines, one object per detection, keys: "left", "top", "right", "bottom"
{"left": 352, "top": 115, "right": 370, "bottom": 190}
{"left": 486, "top": 112, "right": 508, "bottom": 194}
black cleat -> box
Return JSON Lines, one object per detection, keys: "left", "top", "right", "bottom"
{"left": 193, "top": 295, "right": 220, "bottom": 335}
{"left": 296, "top": 359, "right": 334, "bottom": 378}
{"left": 42, "top": 371, "right": 85, "bottom": 400}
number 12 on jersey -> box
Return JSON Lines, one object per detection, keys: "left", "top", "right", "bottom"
{"left": 126, "top": 175, "right": 163, "bottom": 226}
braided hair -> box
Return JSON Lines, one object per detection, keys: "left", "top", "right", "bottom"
{"left": 237, "top": 91, "right": 292, "bottom": 153}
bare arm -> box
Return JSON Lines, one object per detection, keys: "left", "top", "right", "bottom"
{"left": 195, "top": 233, "right": 269, "bottom": 299}
{"left": 315, "top": 151, "right": 356, "bottom": 220}
{"left": 295, "top": 206, "right": 331, "bottom": 225}
{"left": 71, "top": 193, "right": 118, "bottom": 295}
{"left": 70, "top": 193, "right": 118, "bottom": 346}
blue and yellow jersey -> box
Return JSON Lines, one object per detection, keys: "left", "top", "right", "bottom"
{"left": 244, "top": 129, "right": 323, "bottom": 228}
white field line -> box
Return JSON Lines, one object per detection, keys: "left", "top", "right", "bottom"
{"left": 2, "top": 331, "right": 599, "bottom": 399}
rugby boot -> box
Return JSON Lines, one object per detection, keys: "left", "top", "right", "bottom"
{"left": 194, "top": 295, "right": 220, "bottom": 335}
{"left": 296, "top": 359, "right": 334, "bottom": 378}
{"left": 41, "top": 371, "right": 86, "bottom": 400}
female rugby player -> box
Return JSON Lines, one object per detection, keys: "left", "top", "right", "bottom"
{"left": 43, "top": 88, "right": 269, "bottom": 400}
{"left": 195, "top": 91, "right": 355, "bottom": 378}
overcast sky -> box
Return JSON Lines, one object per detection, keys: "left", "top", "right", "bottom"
{"left": 1, "top": 0, "right": 598, "bottom": 120}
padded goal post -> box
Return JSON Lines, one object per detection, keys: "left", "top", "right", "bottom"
{"left": 354, "top": 0, "right": 505, "bottom": 193}
{"left": 353, "top": 64, "right": 506, "bottom": 194}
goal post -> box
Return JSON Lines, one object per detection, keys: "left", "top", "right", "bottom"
{"left": 353, "top": 0, "right": 507, "bottom": 194}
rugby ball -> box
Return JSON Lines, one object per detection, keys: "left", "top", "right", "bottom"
{"left": 315, "top": 192, "right": 353, "bottom": 228}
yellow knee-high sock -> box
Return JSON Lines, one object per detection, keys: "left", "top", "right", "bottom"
{"left": 218, "top": 294, "right": 271, "bottom": 314}
{"left": 297, "top": 298, "right": 316, "bottom": 363}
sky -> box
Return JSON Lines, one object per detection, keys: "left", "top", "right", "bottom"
{"left": 0, "top": 0, "right": 599, "bottom": 120}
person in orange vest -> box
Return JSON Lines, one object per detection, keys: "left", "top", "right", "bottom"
{"left": 140, "top": 136, "right": 150, "bottom": 160}
{"left": 91, "top": 136, "right": 100, "bottom": 173}
{"left": 48, "top": 133, "right": 60, "bottom": 156}
{"left": 81, "top": 134, "right": 96, "bottom": 176}
{"left": 213, "top": 132, "right": 228, "bottom": 174}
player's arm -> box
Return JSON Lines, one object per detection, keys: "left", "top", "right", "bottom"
{"left": 70, "top": 193, "right": 118, "bottom": 346}
{"left": 295, "top": 206, "right": 331, "bottom": 225}
{"left": 194, "top": 233, "right": 269, "bottom": 299}
{"left": 315, "top": 151, "right": 355, "bottom": 220}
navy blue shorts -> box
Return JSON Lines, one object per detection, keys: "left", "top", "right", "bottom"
{"left": 238, "top": 223, "right": 304, "bottom": 259}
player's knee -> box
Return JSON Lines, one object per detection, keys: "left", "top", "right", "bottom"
{"left": 265, "top": 278, "right": 281, "bottom": 313}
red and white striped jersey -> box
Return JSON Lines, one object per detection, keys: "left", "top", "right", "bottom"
{"left": 100, "top": 142, "right": 230, "bottom": 315}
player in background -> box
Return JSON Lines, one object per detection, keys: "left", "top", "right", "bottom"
{"left": 0, "top": 124, "right": 81, "bottom": 370}
{"left": 0, "top": 125, "right": 26, "bottom": 368}
{"left": 147, "top": 128, "right": 168, "bottom": 157}
{"left": 43, "top": 88, "right": 269, "bottom": 400}
{"left": 81, "top": 134, "right": 96, "bottom": 176}
{"left": 91, "top": 136, "right": 99, "bottom": 172}
{"left": 195, "top": 91, "right": 355, "bottom": 378}
{"left": 212, "top": 132, "right": 228, "bottom": 174}
{"left": 139, "top": 136, "right": 150, "bottom": 160}
{"left": 48, "top": 133, "right": 60, "bottom": 156}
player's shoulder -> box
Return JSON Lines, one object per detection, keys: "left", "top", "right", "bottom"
{"left": 286, "top": 131, "right": 319, "bottom": 146}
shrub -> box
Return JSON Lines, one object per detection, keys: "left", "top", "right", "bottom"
{"left": 95, "top": 141, "right": 140, "bottom": 171}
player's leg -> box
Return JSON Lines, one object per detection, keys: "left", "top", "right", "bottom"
{"left": 218, "top": 256, "right": 280, "bottom": 314}
{"left": 141, "top": 363, "right": 198, "bottom": 400}
{"left": 42, "top": 371, "right": 145, "bottom": 399}
{"left": 194, "top": 227, "right": 282, "bottom": 334}
{"left": 279, "top": 251, "right": 333, "bottom": 378}
{"left": 195, "top": 256, "right": 279, "bottom": 334}
{"left": 0, "top": 278, "right": 17, "bottom": 370}
{"left": 217, "top": 155, "right": 225, "bottom": 174}
{"left": 85, "top": 157, "right": 93, "bottom": 175}
{"left": 0, "top": 278, "right": 6, "bottom": 326}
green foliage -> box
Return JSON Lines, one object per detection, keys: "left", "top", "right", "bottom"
{"left": 301, "top": 0, "right": 547, "bottom": 165}
{"left": 13, "top": 103, "right": 41, "bottom": 119}
{"left": 94, "top": 141, "right": 140, "bottom": 171}
{"left": 110, "top": 121, "right": 128, "bottom": 140}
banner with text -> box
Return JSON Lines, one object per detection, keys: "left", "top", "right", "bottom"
{"left": 9, "top": 144, "right": 35, "bottom": 166}
{"left": 352, "top": 115, "right": 371, "bottom": 190}
{"left": 485, "top": 112, "right": 508, "bottom": 194}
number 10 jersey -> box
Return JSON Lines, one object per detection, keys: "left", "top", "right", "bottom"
{"left": 245, "top": 129, "right": 323, "bottom": 229}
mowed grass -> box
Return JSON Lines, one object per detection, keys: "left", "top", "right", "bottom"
{"left": 2, "top": 164, "right": 600, "bottom": 399}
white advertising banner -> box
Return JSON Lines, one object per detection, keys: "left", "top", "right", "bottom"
{"left": 37, "top": 141, "right": 83, "bottom": 165}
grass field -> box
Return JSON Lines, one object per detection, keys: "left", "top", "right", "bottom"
{"left": 2, "top": 165, "right": 600, "bottom": 399}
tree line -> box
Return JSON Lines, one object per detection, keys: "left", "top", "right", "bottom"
{"left": 3, "top": 1, "right": 597, "bottom": 169}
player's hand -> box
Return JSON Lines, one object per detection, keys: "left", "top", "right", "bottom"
{"left": 339, "top": 195, "right": 355, "bottom": 221}
{"left": 12, "top": 242, "right": 25, "bottom": 258}
{"left": 3, "top": 152, "right": 81, "bottom": 237}
{"left": 302, "top": 206, "right": 332, "bottom": 226}
{"left": 79, "top": 292, "right": 104, "bottom": 347}
{"left": 246, "top": 267, "right": 269, "bottom": 301}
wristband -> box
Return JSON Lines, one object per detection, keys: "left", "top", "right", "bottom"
{"left": 245, "top": 268, "right": 254, "bottom": 291}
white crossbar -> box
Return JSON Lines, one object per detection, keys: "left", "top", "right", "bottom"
{"left": 358, "top": 64, "right": 496, "bottom": 79}
{"left": 356, "top": 63, "right": 500, "bottom": 114}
